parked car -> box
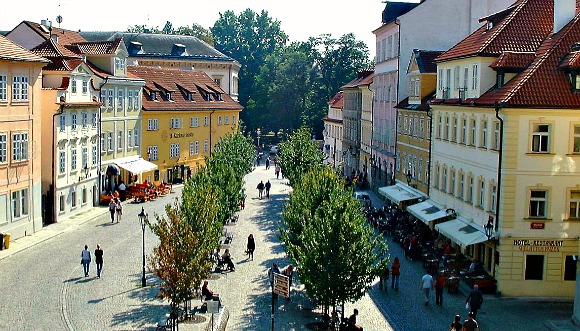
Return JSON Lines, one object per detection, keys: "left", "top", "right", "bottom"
{"left": 354, "top": 191, "right": 372, "bottom": 208}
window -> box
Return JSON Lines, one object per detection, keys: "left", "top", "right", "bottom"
{"left": 59, "top": 195, "right": 65, "bottom": 213}
{"left": 59, "top": 115, "right": 66, "bottom": 132}
{"left": 472, "top": 64, "right": 479, "bottom": 90}
{"left": 147, "top": 146, "right": 158, "bottom": 161}
{"left": 493, "top": 121, "right": 500, "bottom": 150}
{"left": 127, "top": 90, "right": 133, "bottom": 110}
{"left": 195, "top": 141, "right": 199, "bottom": 154}
{"left": 59, "top": 151, "right": 66, "bottom": 173}
{"left": 189, "top": 142, "right": 195, "bottom": 155}
{"left": 204, "top": 116, "right": 209, "bottom": 127}
{"left": 71, "top": 113, "right": 77, "bottom": 131}
{"left": 107, "top": 90, "right": 114, "bottom": 110}
{"left": 11, "top": 188, "right": 29, "bottom": 218}
{"left": 127, "top": 130, "right": 133, "bottom": 148}
{"left": 529, "top": 190, "right": 547, "bottom": 218}
{"left": 467, "top": 175, "right": 474, "bottom": 203}
{"left": 232, "top": 115, "right": 237, "bottom": 125}
{"left": 115, "top": 57, "right": 126, "bottom": 71}
{"left": 218, "top": 116, "right": 222, "bottom": 126}
{"left": 444, "top": 116, "right": 450, "bottom": 140}
{"left": 170, "top": 143, "right": 180, "bottom": 158}
{"left": 461, "top": 118, "right": 467, "bottom": 144}
{"left": 147, "top": 119, "right": 159, "bottom": 131}
{"left": 92, "top": 113, "right": 97, "bottom": 128}
{"left": 490, "top": 185, "right": 497, "bottom": 213}
{"left": 92, "top": 145, "right": 97, "bottom": 165}
{"left": 82, "top": 112, "right": 88, "bottom": 128}
{"left": 82, "top": 80, "right": 88, "bottom": 94}
{"left": 107, "top": 132, "right": 113, "bottom": 151}
{"left": 450, "top": 170, "right": 456, "bottom": 195}
{"left": 0, "top": 75, "right": 6, "bottom": 100}
{"left": 437, "top": 115, "right": 443, "bottom": 139}
{"left": 71, "top": 190, "right": 77, "bottom": 208}
{"left": 71, "top": 148, "right": 77, "bottom": 171}
{"left": 225, "top": 115, "right": 230, "bottom": 125}
{"left": 478, "top": 180, "right": 485, "bottom": 208}
{"left": 459, "top": 173, "right": 465, "bottom": 200}
{"left": 453, "top": 66, "right": 460, "bottom": 91}
{"left": 71, "top": 78, "right": 77, "bottom": 94}
{"left": 442, "top": 167, "right": 448, "bottom": 192}
{"left": 12, "top": 133, "right": 28, "bottom": 162}
{"left": 170, "top": 118, "right": 181, "bottom": 129}
{"left": 419, "top": 118, "right": 425, "bottom": 139}
{"left": 434, "top": 165, "right": 440, "bottom": 188}
{"left": 481, "top": 119, "right": 488, "bottom": 148}
{"left": 81, "top": 147, "right": 88, "bottom": 169}
{"left": 451, "top": 117, "right": 457, "bottom": 142}
{"left": 463, "top": 67, "right": 469, "bottom": 89}
{"left": 525, "top": 255, "right": 544, "bottom": 280}
{"left": 133, "top": 90, "right": 140, "bottom": 109}
{"left": 100, "top": 133, "right": 105, "bottom": 152}
{"left": 0, "top": 134, "right": 6, "bottom": 163}
{"left": 117, "top": 90, "right": 124, "bottom": 110}
{"left": 564, "top": 256, "right": 577, "bottom": 281}
{"left": 470, "top": 119, "right": 476, "bottom": 146}
{"left": 82, "top": 187, "right": 87, "bottom": 204}
{"left": 438, "top": 69, "right": 443, "bottom": 91}
{"left": 573, "top": 125, "right": 580, "bottom": 153}
{"left": 117, "top": 131, "right": 123, "bottom": 150}
{"left": 190, "top": 117, "right": 199, "bottom": 128}
{"left": 134, "top": 129, "right": 139, "bottom": 147}
{"left": 531, "top": 124, "right": 550, "bottom": 153}
{"left": 570, "top": 191, "right": 580, "bottom": 219}
{"left": 204, "top": 139, "right": 209, "bottom": 153}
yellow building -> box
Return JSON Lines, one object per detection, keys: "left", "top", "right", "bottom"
{"left": 0, "top": 35, "right": 48, "bottom": 239}
{"left": 128, "top": 66, "right": 242, "bottom": 184}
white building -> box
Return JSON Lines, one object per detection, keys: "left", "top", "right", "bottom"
{"left": 323, "top": 92, "right": 344, "bottom": 169}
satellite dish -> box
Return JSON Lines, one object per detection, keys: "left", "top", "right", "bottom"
{"left": 56, "top": 15, "right": 63, "bottom": 24}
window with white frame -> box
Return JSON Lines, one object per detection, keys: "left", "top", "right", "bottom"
{"left": 453, "top": 66, "right": 460, "bottom": 91}
{"left": 92, "top": 113, "right": 97, "bottom": 129}
{"left": 82, "top": 112, "right": 88, "bottom": 128}
{"left": 472, "top": 64, "right": 479, "bottom": 90}
{"left": 133, "top": 90, "right": 139, "bottom": 109}
{"left": 115, "top": 57, "right": 126, "bottom": 71}
{"left": 82, "top": 80, "right": 88, "bottom": 94}
{"left": 461, "top": 118, "right": 467, "bottom": 144}
{"left": 450, "top": 170, "right": 456, "bottom": 195}
{"left": 92, "top": 145, "right": 97, "bottom": 165}
{"left": 451, "top": 117, "right": 457, "bottom": 142}
{"left": 204, "top": 139, "right": 209, "bottom": 153}
{"left": 71, "top": 147, "right": 77, "bottom": 171}
{"left": 0, "top": 75, "right": 6, "bottom": 100}
{"left": 493, "top": 121, "right": 500, "bottom": 150}
{"left": 59, "top": 194, "right": 65, "bottom": 212}
{"left": 107, "top": 132, "right": 113, "bottom": 151}
{"left": 59, "top": 151, "right": 66, "bottom": 174}
{"left": 437, "top": 115, "right": 443, "bottom": 139}
{"left": 0, "top": 133, "right": 6, "bottom": 163}
{"left": 470, "top": 119, "right": 476, "bottom": 146}
{"left": 170, "top": 118, "right": 181, "bottom": 129}
{"left": 478, "top": 179, "right": 485, "bottom": 208}
{"left": 204, "top": 116, "right": 209, "bottom": 127}
{"left": 100, "top": 133, "right": 105, "bottom": 152}
{"left": 117, "top": 131, "right": 123, "bottom": 150}
{"left": 12, "top": 132, "right": 28, "bottom": 162}
{"left": 107, "top": 90, "right": 114, "bottom": 109}
{"left": 134, "top": 129, "right": 139, "bottom": 147}
{"left": 531, "top": 124, "right": 550, "bottom": 153}
{"left": 438, "top": 69, "right": 443, "bottom": 92}
{"left": 459, "top": 173, "right": 465, "bottom": 199}
{"left": 117, "top": 90, "right": 124, "bottom": 110}
{"left": 190, "top": 116, "right": 199, "bottom": 128}
{"left": 463, "top": 67, "right": 469, "bottom": 89}
{"left": 82, "top": 147, "right": 88, "bottom": 169}
{"left": 573, "top": 126, "right": 580, "bottom": 153}
{"left": 195, "top": 141, "right": 199, "bottom": 154}
{"left": 170, "top": 143, "right": 180, "bottom": 158}
{"left": 232, "top": 115, "right": 237, "bottom": 125}
{"left": 442, "top": 167, "right": 448, "bottom": 192}
{"left": 12, "top": 76, "right": 28, "bottom": 101}
{"left": 225, "top": 115, "right": 230, "bottom": 125}
{"left": 59, "top": 115, "right": 66, "bottom": 132}
{"left": 147, "top": 146, "right": 158, "bottom": 161}
{"left": 467, "top": 175, "right": 474, "bottom": 203}
{"left": 444, "top": 115, "right": 449, "bottom": 140}
{"left": 127, "top": 90, "right": 133, "bottom": 110}
{"left": 71, "top": 78, "right": 77, "bottom": 94}
{"left": 490, "top": 185, "right": 497, "bottom": 213}
{"left": 127, "top": 130, "right": 133, "bottom": 148}
{"left": 403, "top": 115, "right": 408, "bottom": 135}
{"left": 11, "top": 188, "right": 28, "bottom": 219}
{"left": 529, "top": 189, "right": 548, "bottom": 218}
{"left": 147, "top": 119, "right": 159, "bottom": 131}
{"left": 570, "top": 190, "right": 580, "bottom": 219}
{"left": 481, "top": 119, "right": 488, "bottom": 148}
{"left": 218, "top": 116, "right": 222, "bottom": 126}
{"left": 189, "top": 141, "right": 195, "bottom": 155}
{"left": 419, "top": 118, "right": 425, "bottom": 139}
{"left": 71, "top": 113, "right": 77, "bottom": 131}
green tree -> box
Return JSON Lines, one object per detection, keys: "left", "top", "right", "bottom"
{"left": 281, "top": 167, "right": 388, "bottom": 309}
{"left": 278, "top": 127, "right": 323, "bottom": 186}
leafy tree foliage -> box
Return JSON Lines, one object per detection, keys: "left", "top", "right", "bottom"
{"left": 278, "top": 127, "right": 323, "bottom": 186}
{"left": 281, "top": 167, "right": 388, "bottom": 308}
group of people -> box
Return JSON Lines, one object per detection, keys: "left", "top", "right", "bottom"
{"left": 108, "top": 197, "right": 123, "bottom": 223}
{"left": 80, "top": 244, "right": 104, "bottom": 278}
{"left": 256, "top": 180, "right": 271, "bottom": 199}
{"left": 267, "top": 262, "right": 294, "bottom": 300}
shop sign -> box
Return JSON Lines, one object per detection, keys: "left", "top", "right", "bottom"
{"left": 530, "top": 222, "right": 545, "bottom": 230}
{"left": 513, "top": 239, "right": 564, "bottom": 252}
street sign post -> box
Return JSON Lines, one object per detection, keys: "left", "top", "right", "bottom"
{"left": 273, "top": 273, "right": 290, "bottom": 298}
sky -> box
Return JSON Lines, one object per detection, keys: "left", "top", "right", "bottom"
{"left": 0, "top": 0, "right": 419, "bottom": 58}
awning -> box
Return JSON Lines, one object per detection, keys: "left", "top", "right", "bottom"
{"left": 407, "top": 201, "right": 448, "bottom": 225}
{"left": 378, "top": 183, "right": 423, "bottom": 204}
{"left": 435, "top": 218, "right": 488, "bottom": 248}
{"left": 114, "top": 156, "right": 158, "bottom": 175}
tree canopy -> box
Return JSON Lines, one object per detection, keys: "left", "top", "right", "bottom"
{"left": 277, "top": 126, "right": 324, "bottom": 186}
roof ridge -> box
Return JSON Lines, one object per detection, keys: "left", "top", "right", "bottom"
{"left": 479, "top": 0, "right": 527, "bottom": 54}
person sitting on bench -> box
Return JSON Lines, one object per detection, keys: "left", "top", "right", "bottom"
{"left": 221, "top": 249, "right": 235, "bottom": 271}
{"left": 202, "top": 280, "right": 222, "bottom": 305}
{"left": 212, "top": 249, "right": 225, "bottom": 270}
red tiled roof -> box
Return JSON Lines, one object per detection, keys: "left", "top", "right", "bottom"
{"left": 560, "top": 45, "right": 580, "bottom": 68}
{"left": 127, "top": 66, "right": 242, "bottom": 111}
{"left": 436, "top": 0, "right": 553, "bottom": 62}
{"left": 490, "top": 51, "right": 535, "bottom": 70}
{"left": 328, "top": 91, "right": 344, "bottom": 108}
{"left": 67, "top": 38, "right": 123, "bottom": 55}
{"left": 0, "top": 34, "right": 49, "bottom": 63}
{"left": 341, "top": 71, "right": 374, "bottom": 89}
{"left": 22, "top": 21, "right": 86, "bottom": 45}
{"left": 322, "top": 114, "right": 342, "bottom": 124}
{"left": 477, "top": 12, "right": 580, "bottom": 107}
{"left": 31, "top": 38, "right": 80, "bottom": 59}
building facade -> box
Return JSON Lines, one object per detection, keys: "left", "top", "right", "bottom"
{"left": 323, "top": 92, "right": 344, "bottom": 169}
{"left": 0, "top": 35, "right": 48, "bottom": 240}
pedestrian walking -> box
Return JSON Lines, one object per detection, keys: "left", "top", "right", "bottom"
{"left": 257, "top": 181, "right": 265, "bottom": 199}
{"left": 118, "top": 179, "right": 127, "bottom": 201}
{"left": 265, "top": 180, "right": 271, "bottom": 199}
{"left": 378, "top": 265, "right": 389, "bottom": 290}
{"left": 435, "top": 272, "right": 446, "bottom": 306}
{"left": 449, "top": 314, "right": 462, "bottom": 331}
{"left": 81, "top": 245, "right": 91, "bottom": 277}
{"left": 240, "top": 189, "right": 247, "bottom": 209}
{"left": 282, "top": 265, "right": 294, "bottom": 300}
{"left": 465, "top": 285, "right": 484, "bottom": 318}
{"left": 265, "top": 157, "right": 270, "bottom": 169}
{"left": 391, "top": 257, "right": 401, "bottom": 290}
{"left": 275, "top": 165, "right": 281, "bottom": 179}
{"left": 462, "top": 312, "right": 480, "bottom": 331}
{"left": 246, "top": 234, "right": 255, "bottom": 260}
{"left": 268, "top": 263, "right": 280, "bottom": 299}
{"left": 420, "top": 271, "right": 434, "bottom": 306}
{"left": 108, "top": 199, "right": 116, "bottom": 223}
{"left": 95, "top": 244, "right": 103, "bottom": 278}
{"left": 115, "top": 198, "right": 123, "bottom": 223}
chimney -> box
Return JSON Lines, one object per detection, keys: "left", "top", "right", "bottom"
{"left": 554, "top": 0, "right": 576, "bottom": 33}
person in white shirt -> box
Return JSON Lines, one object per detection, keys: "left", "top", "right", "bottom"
{"left": 420, "top": 271, "right": 434, "bottom": 306}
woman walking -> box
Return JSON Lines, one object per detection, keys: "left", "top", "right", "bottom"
{"left": 115, "top": 198, "right": 122, "bottom": 223}
{"left": 391, "top": 257, "right": 401, "bottom": 290}
{"left": 246, "top": 234, "right": 255, "bottom": 260}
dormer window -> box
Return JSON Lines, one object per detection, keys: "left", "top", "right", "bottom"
{"left": 496, "top": 72, "right": 505, "bottom": 88}
{"left": 115, "top": 58, "right": 126, "bottom": 71}
{"left": 487, "top": 21, "right": 493, "bottom": 31}
{"left": 150, "top": 91, "right": 157, "bottom": 101}
{"left": 187, "top": 92, "right": 195, "bottom": 101}
{"left": 568, "top": 72, "right": 580, "bottom": 92}
{"left": 216, "top": 93, "right": 223, "bottom": 101}
{"left": 166, "top": 92, "right": 172, "bottom": 101}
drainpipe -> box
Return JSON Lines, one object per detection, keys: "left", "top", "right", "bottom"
{"left": 97, "top": 77, "right": 109, "bottom": 196}
{"left": 392, "top": 18, "right": 401, "bottom": 185}
{"left": 494, "top": 101, "right": 504, "bottom": 232}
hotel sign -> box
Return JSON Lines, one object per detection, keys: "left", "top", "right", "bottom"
{"left": 513, "top": 239, "right": 564, "bottom": 252}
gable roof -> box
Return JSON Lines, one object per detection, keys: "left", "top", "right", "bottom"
{"left": 66, "top": 39, "right": 123, "bottom": 55}
{"left": 328, "top": 91, "right": 344, "bottom": 108}
{"left": 80, "top": 32, "right": 237, "bottom": 63}
{"left": 381, "top": 1, "right": 420, "bottom": 24}
{"left": 127, "top": 66, "right": 242, "bottom": 111}
{"left": 31, "top": 38, "right": 83, "bottom": 71}
{"left": 411, "top": 49, "right": 444, "bottom": 73}
{"left": 436, "top": 0, "right": 553, "bottom": 62}
{"left": 0, "top": 34, "right": 49, "bottom": 63}
{"left": 18, "top": 20, "right": 86, "bottom": 45}
{"left": 341, "top": 71, "right": 374, "bottom": 89}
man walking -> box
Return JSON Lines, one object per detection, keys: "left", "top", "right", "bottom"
{"left": 257, "top": 181, "right": 265, "bottom": 199}
{"left": 435, "top": 272, "right": 445, "bottom": 306}
{"left": 462, "top": 312, "right": 480, "bottom": 331}
{"left": 420, "top": 271, "right": 434, "bottom": 306}
{"left": 466, "top": 285, "right": 484, "bottom": 318}
{"left": 95, "top": 244, "right": 103, "bottom": 278}
{"left": 265, "top": 157, "right": 270, "bottom": 169}
{"left": 265, "top": 180, "right": 271, "bottom": 199}
{"left": 275, "top": 165, "right": 281, "bottom": 179}
{"left": 268, "top": 263, "right": 280, "bottom": 299}
{"left": 81, "top": 245, "right": 91, "bottom": 277}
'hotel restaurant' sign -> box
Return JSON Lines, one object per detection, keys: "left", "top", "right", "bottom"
{"left": 513, "top": 239, "right": 564, "bottom": 252}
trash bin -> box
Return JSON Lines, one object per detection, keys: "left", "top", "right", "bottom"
{"left": 4, "top": 233, "right": 10, "bottom": 249}
{"left": 0, "top": 233, "right": 4, "bottom": 250}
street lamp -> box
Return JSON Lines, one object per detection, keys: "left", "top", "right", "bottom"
{"left": 485, "top": 216, "right": 494, "bottom": 240}
{"left": 138, "top": 207, "right": 148, "bottom": 287}
{"left": 256, "top": 128, "right": 261, "bottom": 150}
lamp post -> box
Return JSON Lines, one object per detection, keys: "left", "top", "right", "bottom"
{"left": 138, "top": 207, "right": 148, "bottom": 287}
{"left": 256, "top": 128, "right": 261, "bottom": 151}
{"left": 485, "top": 216, "right": 494, "bottom": 240}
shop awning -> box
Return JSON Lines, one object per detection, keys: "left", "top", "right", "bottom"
{"left": 407, "top": 201, "right": 448, "bottom": 225}
{"left": 435, "top": 218, "right": 488, "bottom": 248}
{"left": 114, "top": 156, "right": 158, "bottom": 175}
{"left": 378, "top": 183, "right": 423, "bottom": 204}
